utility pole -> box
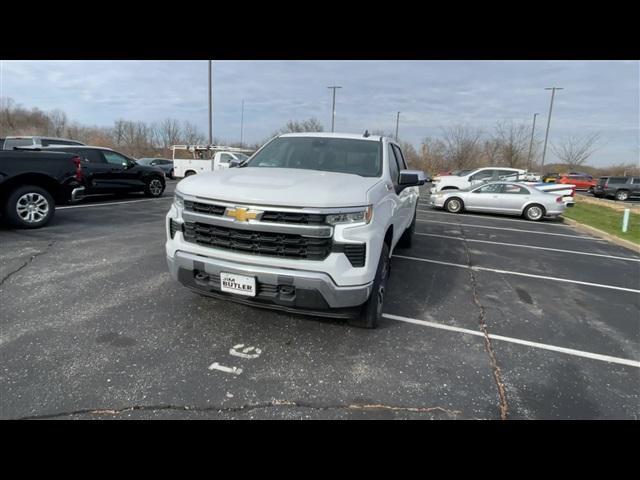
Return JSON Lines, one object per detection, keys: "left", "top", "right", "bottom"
{"left": 327, "top": 85, "right": 342, "bottom": 132}
{"left": 541, "top": 87, "right": 564, "bottom": 169}
{"left": 527, "top": 112, "right": 539, "bottom": 170}
{"left": 395, "top": 111, "right": 401, "bottom": 141}
{"left": 208, "top": 60, "right": 213, "bottom": 145}
{"left": 240, "top": 99, "right": 244, "bottom": 147}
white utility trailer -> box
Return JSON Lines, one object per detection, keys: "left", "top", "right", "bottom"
{"left": 171, "top": 145, "right": 254, "bottom": 178}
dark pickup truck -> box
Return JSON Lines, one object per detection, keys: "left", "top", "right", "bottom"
{"left": 0, "top": 150, "right": 86, "bottom": 228}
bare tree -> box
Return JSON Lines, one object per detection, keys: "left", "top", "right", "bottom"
{"left": 155, "top": 118, "right": 182, "bottom": 148}
{"left": 181, "top": 121, "right": 205, "bottom": 145}
{"left": 275, "top": 118, "right": 324, "bottom": 135}
{"left": 551, "top": 133, "right": 601, "bottom": 167}
{"left": 494, "top": 121, "right": 530, "bottom": 168}
{"left": 48, "top": 109, "right": 68, "bottom": 137}
{"left": 419, "top": 137, "right": 447, "bottom": 175}
{"left": 441, "top": 125, "right": 483, "bottom": 170}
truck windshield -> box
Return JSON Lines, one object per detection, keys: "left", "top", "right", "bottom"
{"left": 246, "top": 137, "right": 382, "bottom": 177}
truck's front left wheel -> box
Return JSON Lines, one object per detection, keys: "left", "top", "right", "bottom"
{"left": 5, "top": 185, "right": 55, "bottom": 229}
{"left": 348, "top": 243, "right": 390, "bottom": 329}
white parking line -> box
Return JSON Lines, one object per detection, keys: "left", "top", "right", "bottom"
{"left": 382, "top": 313, "right": 640, "bottom": 368}
{"left": 416, "top": 219, "right": 594, "bottom": 239}
{"left": 415, "top": 232, "right": 640, "bottom": 262}
{"left": 392, "top": 254, "right": 640, "bottom": 294}
{"left": 58, "top": 197, "right": 172, "bottom": 210}
{"left": 416, "top": 207, "right": 571, "bottom": 226}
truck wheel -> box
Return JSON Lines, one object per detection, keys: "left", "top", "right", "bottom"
{"left": 184, "top": 170, "right": 196, "bottom": 177}
{"left": 615, "top": 190, "right": 629, "bottom": 201}
{"left": 144, "top": 177, "right": 165, "bottom": 197}
{"left": 348, "top": 243, "right": 390, "bottom": 329}
{"left": 5, "top": 185, "right": 55, "bottom": 229}
{"left": 397, "top": 209, "right": 416, "bottom": 248}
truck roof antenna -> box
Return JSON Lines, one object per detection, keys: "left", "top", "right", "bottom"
{"left": 363, "top": 130, "right": 370, "bottom": 138}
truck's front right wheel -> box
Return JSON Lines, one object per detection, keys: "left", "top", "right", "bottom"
{"left": 348, "top": 243, "right": 390, "bottom": 329}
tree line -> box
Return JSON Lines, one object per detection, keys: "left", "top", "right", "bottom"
{"left": 1, "top": 97, "right": 636, "bottom": 176}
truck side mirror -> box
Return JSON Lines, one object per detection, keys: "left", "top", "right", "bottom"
{"left": 399, "top": 170, "right": 426, "bottom": 186}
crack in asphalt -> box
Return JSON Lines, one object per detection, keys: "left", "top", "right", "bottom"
{"left": 459, "top": 226, "right": 509, "bottom": 420}
{"left": 0, "top": 240, "right": 55, "bottom": 288}
{"left": 17, "top": 401, "right": 462, "bottom": 420}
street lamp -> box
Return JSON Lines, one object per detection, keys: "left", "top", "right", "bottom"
{"left": 541, "top": 87, "right": 564, "bottom": 169}
{"left": 527, "top": 112, "right": 539, "bottom": 170}
{"left": 208, "top": 60, "right": 213, "bottom": 145}
{"left": 395, "top": 111, "right": 401, "bottom": 141}
{"left": 327, "top": 85, "right": 342, "bottom": 132}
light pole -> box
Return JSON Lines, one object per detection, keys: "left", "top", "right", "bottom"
{"left": 541, "top": 87, "right": 564, "bottom": 169}
{"left": 327, "top": 85, "right": 342, "bottom": 132}
{"left": 395, "top": 111, "right": 401, "bottom": 141}
{"left": 208, "top": 60, "right": 213, "bottom": 145}
{"left": 527, "top": 112, "right": 539, "bottom": 170}
{"left": 240, "top": 99, "right": 244, "bottom": 147}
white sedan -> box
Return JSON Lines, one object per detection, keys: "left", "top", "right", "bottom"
{"left": 429, "top": 182, "right": 567, "bottom": 221}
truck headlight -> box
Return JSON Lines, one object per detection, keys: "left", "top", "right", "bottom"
{"left": 174, "top": 192, "right": 184, "bottom": 209}
{"left": 326, "top": 206, "right": 372, "bottom": 225}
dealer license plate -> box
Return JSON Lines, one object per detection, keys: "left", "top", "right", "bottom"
{"left": 220, "top": 272, "right": 256, "bottom": 297}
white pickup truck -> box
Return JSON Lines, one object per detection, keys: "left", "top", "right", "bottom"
{"left": 166, "top": 132, "right": 426, "bottom": 328}
{"left": 171, "top": 145, "right": 253, "bottom": 178}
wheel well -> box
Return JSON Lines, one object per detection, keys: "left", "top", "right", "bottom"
{"left": 185, "top": 170, "right": 196, "bottom": 175}
{"left": 384, "top": 226, "right": 393, "bottom": 250}
{"left": 524, "top": 203, "right": 546, "bottom": 215}
{"left": 0, "top": 174, "right": 63, "bottom": 203}
{"left": 441, "top": 186, "right": 459, "bottom": 190}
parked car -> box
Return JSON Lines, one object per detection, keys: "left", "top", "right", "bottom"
{"left": 542, "top": 173, "right": 560, "bottom": 183}
{"left": 556, "top": 174, "right": 597, "bottom": 191}
{"left": 593, "top": 176, "right": 640, "bottom": 201}
{"left": 431, "top": 167, "right": 526, "bottom": 192}
{"left": 166, "top": 132, "right": 425, "bottom": 329}
{"left": 137, "top": 158, "right": 174, "bottom": 179}
{"left": 429, "top": 181, "right": 567, "bottom": 221}
{"left": 42, "top": 146, "right": 166, "bottom": 198}
{"left": 0, "top": 150, "right": 86, "bottom": 228}
{"left": 2, "top": 136, "right": 85, "bottom": 150}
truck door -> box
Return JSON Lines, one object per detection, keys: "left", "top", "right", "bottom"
{"left": 100, "top": 150, "right": 140, "bottom": 190}
{"left": 70, "top": 148, "right": 111, "bottom": 192}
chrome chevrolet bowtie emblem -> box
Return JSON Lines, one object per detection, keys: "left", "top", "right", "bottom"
{"left": 225, "top": 207, "right": 261, "bottom": 222}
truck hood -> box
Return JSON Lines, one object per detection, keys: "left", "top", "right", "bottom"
{"left": 176, "top": 167, "right": 382, "bottom": 208}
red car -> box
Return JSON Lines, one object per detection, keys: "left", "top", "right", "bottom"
{"left": 556, "top": 174, "right": 597, "bottom": 191}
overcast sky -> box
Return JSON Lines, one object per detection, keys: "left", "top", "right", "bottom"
{"left": 1, "top": 60, "right": 638, "bottom": 166}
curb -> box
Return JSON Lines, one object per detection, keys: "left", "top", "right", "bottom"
{"left": 562, "top": 217, "right": 640, "bottom": 253}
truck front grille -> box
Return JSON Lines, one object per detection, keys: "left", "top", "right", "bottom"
{"left": 184, "top": 200, "right": 327, "bottom": 225}
{"left": 182, "top": 221, "right": 332, "bottom": 260}
{"left": 184, "top": 201, "right": 226, "bottom": 216}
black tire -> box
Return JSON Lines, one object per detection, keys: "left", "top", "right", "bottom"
{"left": 184, "top": 170, "right": 196, "bottom": 177}
{"left": 5, "top": 185, "right": 55, "bottom": 229}
{"left": 444, "top": 197, "right": 464, "bottom": 213}
{"left": 615, "top": 190, "right": 629, "bottom": 201}
{"left": 397, "top": 209, "right": 416, "bottom": 248}
{"left": 144, "top": 176, "right": 165, "bottom": 197}
{"left": 348, "top": 243, "right": 390, "bottom": 329}
{"left": 523, "top": 204, "right": 545, "bottom": 221}
{"left": 168, "top": 169, "right": 174, "bottom": 179}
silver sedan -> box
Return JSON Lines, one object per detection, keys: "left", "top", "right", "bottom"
{"left": 428, "top": 182, "right": 567, "bottom": 221}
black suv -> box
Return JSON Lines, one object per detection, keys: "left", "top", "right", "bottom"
{"left": 43, "top": 146, "right": 166, "bottom": 198}
{"left": 593, "top": 176, "right": 640, "bottom": 201}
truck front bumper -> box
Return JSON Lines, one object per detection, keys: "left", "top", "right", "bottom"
{"left": 167, "top": 251, "right": 373, "bottom": 318}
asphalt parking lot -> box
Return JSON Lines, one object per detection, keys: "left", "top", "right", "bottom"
{"left": 1, "top": 181, "right": 639, "bottom": 419}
